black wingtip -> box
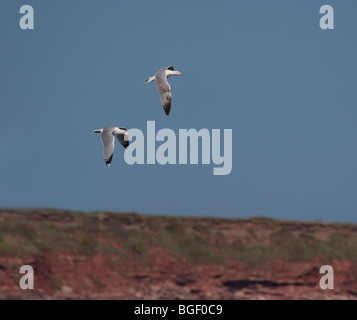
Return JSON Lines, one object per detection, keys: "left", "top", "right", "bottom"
{"left": 163, "top": 104, "right": 171, "bottom": 116}
{"left": 104, "top": 154, "right": 113, "bottom": 167}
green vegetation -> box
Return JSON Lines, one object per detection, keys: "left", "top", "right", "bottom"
{"left": 88, "top": 275, "right": 106, "bottom": 288}
{"left": 0, "top": 209, "right": 356, "bottom": 265}
{"left": 50, "top": 277, "right": 65, "bottom": 291}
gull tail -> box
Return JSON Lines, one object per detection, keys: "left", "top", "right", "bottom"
{"left": 145, "top": 76, "right": 155, "bottom": 83}
{"left": 93, "top": 129, "right": 103, "bottom": 133}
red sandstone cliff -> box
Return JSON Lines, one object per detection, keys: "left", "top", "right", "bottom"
{"left": 0, "top": 209, "right": 356, "bottom": 300}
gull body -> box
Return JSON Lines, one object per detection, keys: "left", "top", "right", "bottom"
{"left": 145, "top": 65, "right": 182, "bottom": 116}
{"left": 93, "top": 126, "right": 130, "bottom": 167}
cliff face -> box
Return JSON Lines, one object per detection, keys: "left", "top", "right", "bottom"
{"left": 0, "top": 209, "right": 356, "bottom": 300}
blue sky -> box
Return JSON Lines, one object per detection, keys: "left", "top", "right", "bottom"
{"left": 1, "top": 1, "right": 356, "bottom": 223}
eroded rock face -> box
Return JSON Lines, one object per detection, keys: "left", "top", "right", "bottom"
{"left": 0, "top": 209, "right": 356, "bottom": 300}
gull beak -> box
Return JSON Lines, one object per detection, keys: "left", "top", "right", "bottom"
{"left": 125, "top": 133, "right": 131, "bottom": 136}
{"left": 178, "top": 72, "right": 183, "bottom": 76}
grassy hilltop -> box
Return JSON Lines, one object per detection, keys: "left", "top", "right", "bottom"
{"left": 1, "top": 208, "right": 356, "bottom": 262}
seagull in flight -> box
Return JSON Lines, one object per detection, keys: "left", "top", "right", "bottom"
{"left": 93, "top": 126, "right": 130, "bottom": 167}
{"left": 145, "top": 65, "right": 182, "bottom": 116}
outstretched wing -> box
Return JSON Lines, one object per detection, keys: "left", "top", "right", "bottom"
{"left": 159, "top": 90, "right": 171, "bottom": 116}
{"left": 155, "top": 70, "right": 172, "bottom": 116}
{"left": 100, "top": 131, "right": 115, "bottom": 167}
{"left": 166, "top": 65, "right": 174, "bottom": 71}
{"left": 116, "top": 133, "right": 129, "bottom": 149}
